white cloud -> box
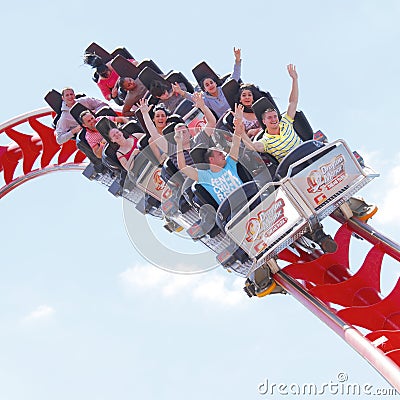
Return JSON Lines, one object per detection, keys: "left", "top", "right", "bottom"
{"left": 119, "top": 263, "right": 246, "bottom": 307}
{"left": 192, "top": 275, "right": 244, "bottom": 306}
{"left": 23, "top": 305, "right": 55, "bottom": 321}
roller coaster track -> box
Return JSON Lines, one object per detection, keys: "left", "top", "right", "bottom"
{"left": 1, "top": 108, "right": 400, "bottom": 391}
{"left": 0, "top": 107, "right": 87, "bottom": 198}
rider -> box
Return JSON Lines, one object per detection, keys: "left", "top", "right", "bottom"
{"left": 240, "top": 64, "right": 301, "bottom": 161}
{"left": 55, "top": 87, "right": 107, "bottom": 145}
{"left": 174, "top": 104, "right": 244, "bottom": 205}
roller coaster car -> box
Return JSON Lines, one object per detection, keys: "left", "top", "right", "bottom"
{"left": 219, "top": 139, "right": 379, "bottom": 274}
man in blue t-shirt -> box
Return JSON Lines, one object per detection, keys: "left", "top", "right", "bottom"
{"left": 174, "top": 105, "right": 245, "bottom": 205}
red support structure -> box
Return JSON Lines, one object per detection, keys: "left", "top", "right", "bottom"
{"left": 0, "top": 107, "right": 87, "bottom": 198}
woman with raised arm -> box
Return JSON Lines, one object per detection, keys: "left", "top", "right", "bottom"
{"left": 137, "top": 92, "right": 217, "bottom": 161}
{"left": 172, "top": 47, "right": 241, "bottom": 119}
{"left": 236, "top": 83, "right": 263, "bottom": 139}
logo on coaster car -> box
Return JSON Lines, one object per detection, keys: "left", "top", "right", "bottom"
{"left": 307, "top": 154, "right": 346, "bottom": 194}
{"left": 153, "top": 169, "right": 166, "bottom": 191}
{"left": 245, "top": 198, "right": 288, "bottom": 254}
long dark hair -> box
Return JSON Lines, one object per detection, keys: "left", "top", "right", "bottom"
{"left": 236, "top": 83, "right": 267, "bottom": 113}
{"left": 84, "top": 53, "right": 109, "bottom": 78}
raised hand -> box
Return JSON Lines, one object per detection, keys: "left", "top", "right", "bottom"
{"left": 232, "top": 103, "right": 245, "bottom": 135}
{"left": 192, "top": 91, "right": 205, "bottom": 109}
{"left": 234, "top": 47, "right": 241, "bottom": 63}
{"left": 174, "top": 129, "right": 183, "bottom": 144}
{"left": 232, "top": 102, "right": 244, "bottom": 122}
{"left": 136, "top": 98, "right": 152, "bottom": 114}
{"left": 172, "top": 82, "right": 184, "bottom": 96}
{"left": 287, "top": 64, "right": 298, "bottom": 80}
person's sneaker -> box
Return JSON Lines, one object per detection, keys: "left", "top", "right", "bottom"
{"left": 348, "top": 196, "right": 378, "bottom": 222}
{"left": 319, "top": 234, "right": 338, "bottom": 253}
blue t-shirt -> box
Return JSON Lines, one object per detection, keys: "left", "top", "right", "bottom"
{"left": 197, "top": 156, "right": 243, "bottom": 204}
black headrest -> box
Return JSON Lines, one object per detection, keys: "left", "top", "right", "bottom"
{"left": 137, "top": 59, "right": 164, "bottom": 75}
{"left": 70, "top": 102, "right": 90, "bottom": 124}
{"left": 44, "top": 89, "right": 62, "bottom": 114}
{"left": 162, "top": 122, "right": 178, "bottom": 144}
{"left": 293, "top": 111, "right": 314, "bottom": 142}
{"left": 121, "top": 120, "right": 144, "bottom": 136}
{"left": 166, "top": 114, "right": 184, "bottom": 125}
{"left": 192, "top": 61, "right": 223, "bottom": 88}
{"left": 221, "top": 79, "right": 240, "bottom": 111}
{"left": 111, "top": 55, "right": 141, "bottom": 79}
{"left": 95, "top": 116, "right": 117, "bottom": 142}
{"left": 165, "top": 71, "right": 194, "bottom": 93}
{"left": 103, "top": 142, "right": 123, "bottom": 172}
{"left": 252, "top": 96, "right": 281, "bottom": 130}
{"left": 110, "top": 46, "right": 134, "bottom": 60}
{"left": 84, "top": 42, "right": 112, "bottom": 64}
{"left": 138, "top": 66, "right": 168, "bottom": 91}
{"left": 189, "top": 145, "right": 209, "bottom": 170}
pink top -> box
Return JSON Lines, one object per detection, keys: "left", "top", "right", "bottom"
{"left": 85, "top": 116, "right": 117, "bottom": 148}
{"left": 117, "top": 137, "right": 139, "bottom": 160}
{"left": 86, "top": 129, "right": 104, "bottom": 148}
{"left": 97, "top": 59, "right": 136, "bottom": 100}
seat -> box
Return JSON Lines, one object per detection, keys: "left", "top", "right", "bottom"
{"left": 110, "top": 46, "right": 134, "bottom": 60}
{"left": 216, "top": 181, "right": 261, "bottom": 231}
{"left": 165, "top": 71, "right": 194, "bottom": 93}
{"left": 251, "top": 96, "right": 281, "bottom": 128}
{"left": 84, "top": 42, "right": 113, "bottom": 64}
{"left": 137, "top": 59, "right": 163, "bottom": 75}
{"left": 44, "top": 89, "right": 62, "bottom": 115}
{"left": 95, "top": 117, "right": 117, "bottom": 142}
{"left": 111, "top": 54, "right": 141, "bottom": 79}
{"left": 76, "top": 129, "right": 105, "bottom": 173}
{"left": 138, "top": 66, "right": 167, "bottom": 90}
{"left": 70, "top": 102, "right": 89, "bottom": 124}
{"left": 274, "top": 140, "right": 330, "bottom": 180}
{"left": 252, "top": 96, "right": 313, "bottom": 142}
{"left": 120, "top": 120, "right": 145, "bottom": 137}
{"left": 192, "top": 61, "right": 224, "bottom": 87}
{"left": 174, "top": 99, "right": 194, "bottom": 118}
{"left": 293, "top": 110, "right": 314, "bottom": 142}
{"left": 221, "top": 79, "right": 240, "bottom": 111}
{"left": 95, "top": 106, "right": 118, "bottom": 117}
{"left": 222, "top": 83, "right": 277, "bottom": 115}
{"left": 102, "top": 142, "right": 123, "bottom": 174}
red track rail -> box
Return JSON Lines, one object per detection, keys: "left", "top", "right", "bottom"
{"left": 276, "top": 220, "right": 400, "bottom": 390}
{"left": 0, "top": 107, "right": 87, "bottom": 198}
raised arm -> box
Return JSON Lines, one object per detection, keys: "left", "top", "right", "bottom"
{"left": 174, "top": 129, "right": 198, "bottom": 181}
{"left": 286, "top": 64, "right": 298, "bottom": 120}
{"left": 229, "top": 104, "right": 244, "bottom": 162}
{"left": 231, "top": 103, "right": 264, "bottom": 153}
{"left": 136, "top": 98, "right": 168, "bottom": 153}
{"left": 172, "top": 82, "right": 194, "bottom": 102}
{"left": 192, "top": 91, "right": 216, "bottom": 131}
{"left": 231, "top": 47, "right": 242, "bottom": 82}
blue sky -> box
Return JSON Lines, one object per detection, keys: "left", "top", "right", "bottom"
{"left": 1, "top": 1, "right": 400, "bottom": 399}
